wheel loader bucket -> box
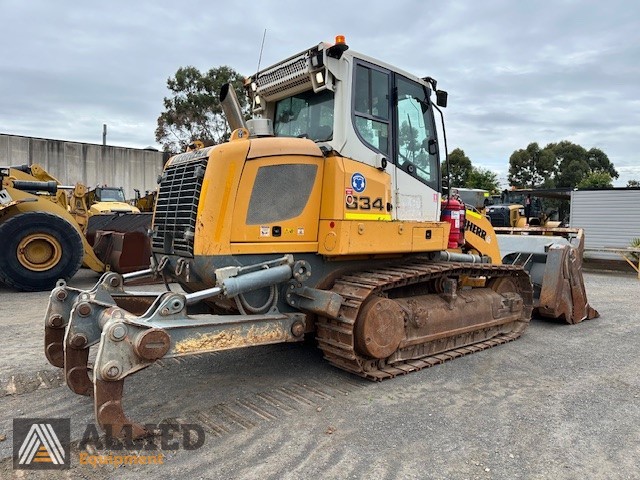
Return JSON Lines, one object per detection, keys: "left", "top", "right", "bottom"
{"left": 86, "top": 213, "right": 152, "bottom": 273}
{"left": 495, "top": 227, "right": 599, "bottom": 324}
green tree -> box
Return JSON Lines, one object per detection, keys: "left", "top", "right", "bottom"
{"left": 577, "top": 172, "right": 613, "bottom": 189}
{"left": 155, "top": 66, "right": 247, "bottom": 153}
{"left": 545, "top": 141, "right": 618, "bottom": 188}
{"left": 442, "top": 148, "right": 472, "bottom": 187}
{"left": 586, "top": 148, "right": 618, "bottom": 178}
{"left": 508, "top": 142, "right": 556, "bottom": 188}
{"left": 467, "top": 167, "right": 500, "bottom": 193}
{"left": 399, "top": 123, "right": 423, "bottom": 163}
{"left": 628, "top": 179, "right": 640, "bottom": 187}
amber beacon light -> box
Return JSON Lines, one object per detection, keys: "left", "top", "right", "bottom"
{"left": 328, "top": 35, "right": 349, "bottom": 58}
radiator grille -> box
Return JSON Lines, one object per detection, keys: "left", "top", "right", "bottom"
{"left": 152, "top": 157, "right": 207, "bottom": 256}
{"left": 246, "top": 164, "right": 317, "bottom": 224}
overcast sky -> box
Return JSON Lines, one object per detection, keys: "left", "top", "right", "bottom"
{"left": 1, "top": 0, "right": 638, "bottom": 186}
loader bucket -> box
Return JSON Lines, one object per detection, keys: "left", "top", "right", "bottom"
{"left": 495, "top": 227, "right": 599, "bottom": 324}
{"left": 86, "top": 213, "right": 152, "bottom": 273}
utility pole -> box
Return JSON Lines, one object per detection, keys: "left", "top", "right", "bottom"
{"left": 102, "top": 124, "right": 107, "bottom": 146}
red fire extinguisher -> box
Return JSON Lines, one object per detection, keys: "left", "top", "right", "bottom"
{"left": 441, "top": 198, "right": 466, "bottom": 249}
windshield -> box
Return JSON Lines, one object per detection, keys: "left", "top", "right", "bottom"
{"left": 273, "top": 89, "right": 334, "bottom": 142}
{"left": 97, "top": 188, "right": 125, "bottom": 202}
{"left": 395, "top": 76, "right": 438, "bottom": 190}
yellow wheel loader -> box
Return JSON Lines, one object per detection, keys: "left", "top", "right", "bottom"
{"left": 485, "top": 190, "right": 563, "bottom": 228}
{"left": 75, "top": 185, "right": 153, "bottom": 274}
{"left": 43, "top": 37, "right": 597, "bottom": 439}
{"left": 86, "top": 186, "right": 140, "bottom": 215}
{"left": 0, "top": 165, "right": 152, "bottom": 291}
{"left": 0, "top": 165, "right": 105, "bottom": 291}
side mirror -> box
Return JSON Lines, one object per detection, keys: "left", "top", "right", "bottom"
{"left": 427, "top": 139, "right": 438, "bottom": 155}
{"left": 436, "top": 90, "right": 448, "bottom": 108}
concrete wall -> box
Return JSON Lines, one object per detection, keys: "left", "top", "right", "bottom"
{"left": 0, "top": 134, "right": 167, "bottom": 198}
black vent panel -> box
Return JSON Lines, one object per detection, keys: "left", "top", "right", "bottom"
{"left": 152, "top": 157, "right": 208, "bottom": 256}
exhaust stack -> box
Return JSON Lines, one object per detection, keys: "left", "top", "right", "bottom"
{"left": 219, "top": 83, "right": 247, "bottom": 132}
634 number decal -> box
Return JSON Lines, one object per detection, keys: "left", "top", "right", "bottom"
{"left": 345, "top": 196, "right": 384, "bottom": 211}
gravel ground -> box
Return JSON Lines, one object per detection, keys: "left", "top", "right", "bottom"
{"left": 0, "top": 267, "right": 638, "bottom": 479}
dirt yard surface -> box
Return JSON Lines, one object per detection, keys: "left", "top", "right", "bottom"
{"left": 0, "top": 268, "right": 638, "bottom": 479}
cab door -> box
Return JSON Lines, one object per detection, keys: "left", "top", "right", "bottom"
{"left": 392, "top": 75, "right": 441, "bottom": 221}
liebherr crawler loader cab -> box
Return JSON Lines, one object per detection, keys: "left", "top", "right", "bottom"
{"left": 243, "top": 36, "right": 443, "bottom": 222}
{"left": 43, "top": 37, "right": 595, "bottom": 439}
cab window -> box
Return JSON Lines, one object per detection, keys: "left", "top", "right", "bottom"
{"left": 274, "top": 89, "right": 334, "bottom": 142}
{"left": 353, "top": 63, "right": 390, "bottom": 155}
{"left": 395, "top": 76, "right": 438, "bottom": 190}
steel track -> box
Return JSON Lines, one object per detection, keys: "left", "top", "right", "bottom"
{"left": 316, "top": 260, "right": 534, "bottom": 380}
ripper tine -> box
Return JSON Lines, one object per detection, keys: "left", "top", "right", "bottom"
{"left": 94, "top": 378, "right": 149, "bottom": 440}
{"left": 62, "top": 283, "right": 123, "bottom": 395}
{"left": 64, "top": 347, "right": 92, "bottom": 396}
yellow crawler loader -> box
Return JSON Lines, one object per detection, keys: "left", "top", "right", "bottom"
{"left": 43, "top": 37, "right": 597, "bottom": 438}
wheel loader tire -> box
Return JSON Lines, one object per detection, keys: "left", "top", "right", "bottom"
{"left": 0, "top": 211, "right": 84, "bottom": 291}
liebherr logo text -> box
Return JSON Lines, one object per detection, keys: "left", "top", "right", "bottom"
{"left": 465, "top": 219, "right": 487, "bottom": 239}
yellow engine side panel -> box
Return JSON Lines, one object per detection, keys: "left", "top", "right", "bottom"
{"left": 230, "top": 155, "right": 324, "bottom": 244}
{"left": 318, "top": 220, "right": 448, "bottom": 256}
{"left": 320, "top": 156, "right": 392, "bottom": 221}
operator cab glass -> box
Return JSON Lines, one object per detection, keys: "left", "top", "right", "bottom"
{"left": 273, "top": 90, "right": 334, "bottom": 142}
{"left": 395, "top": 76, "right": 438, "bottom": 191}
{"left": 96, "top": 188, "right": 126, "bottom": 202}
{"left": 353, "top": 64, "right": 390, "bottom": 155}
{"left": 352, "top": 61, "right": 440, "bottom": 192}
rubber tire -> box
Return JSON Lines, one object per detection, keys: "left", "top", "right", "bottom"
{"left": 0, "top": 211, "right": 84, "bottom": 291}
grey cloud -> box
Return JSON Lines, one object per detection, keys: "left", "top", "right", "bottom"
{"left": 1, "top": 0, "right": 638, "bottom": 184}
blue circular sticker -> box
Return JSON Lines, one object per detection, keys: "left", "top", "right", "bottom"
{"left": 351, "top": 173, "right": 366, "bottom": 193}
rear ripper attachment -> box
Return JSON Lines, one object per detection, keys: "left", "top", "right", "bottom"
{"left": 44, "top": 255, "right": 532, "bottom": 438}
{"left": 44, "top": 255, "right": 308, "bottom": 438}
